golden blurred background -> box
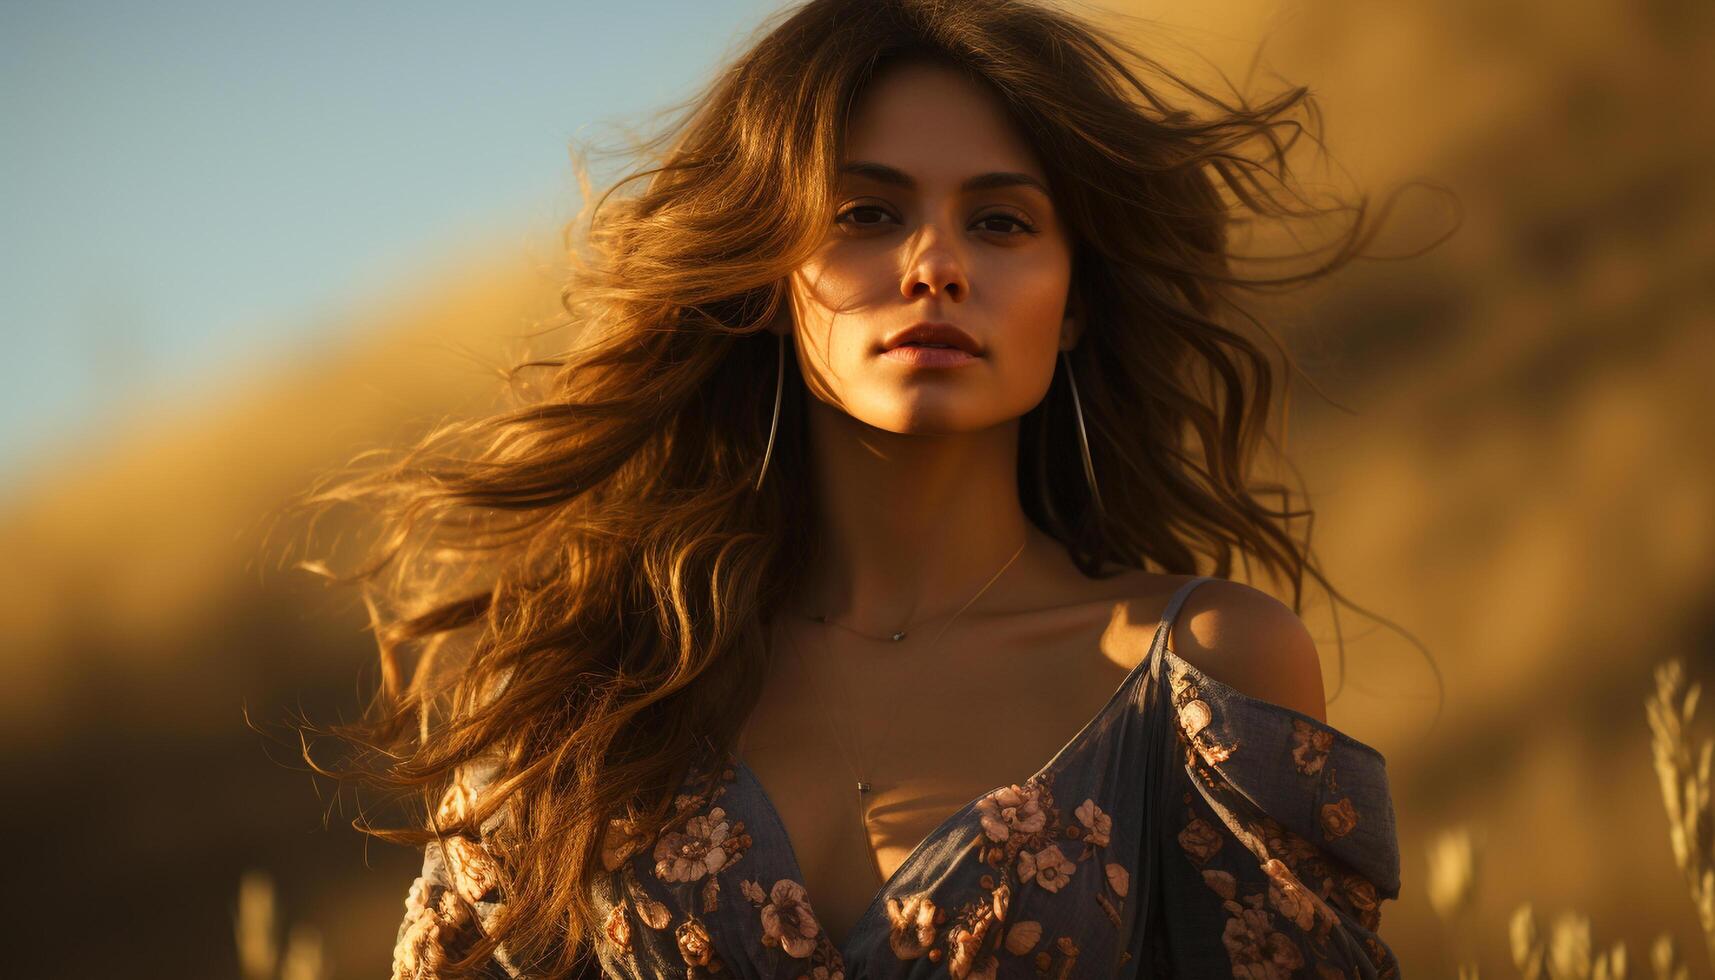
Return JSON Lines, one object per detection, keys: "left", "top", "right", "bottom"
{"left": 2, "top": 0, "right": 1712, "bottom": 975}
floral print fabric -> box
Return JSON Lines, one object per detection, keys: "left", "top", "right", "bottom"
{"left": 1158, "top": 648, "right": 1401, "bottom": 978}
{"left": 391, "top": 576, "right": 1403, "bottom": 978}
{"left": 392, "top": 761, "right": 516, "bottom": 980}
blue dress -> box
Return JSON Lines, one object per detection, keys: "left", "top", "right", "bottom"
{"left": 392, "top": 575, "right": 1403, "bottom": 978}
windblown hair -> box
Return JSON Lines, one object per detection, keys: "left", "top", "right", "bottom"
{"left": 281, "top": 0, "right": 1441, "bottom": 975}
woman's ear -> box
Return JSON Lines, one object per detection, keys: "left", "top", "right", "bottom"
{"left": 1059, "top": 314, "right": 1082, "bottom": 351}
{"left": 1059, "top": 289, "right": 1084, "bottom": 350}
{"left": 767, "top": 285, "right": 794, "bottom": 337}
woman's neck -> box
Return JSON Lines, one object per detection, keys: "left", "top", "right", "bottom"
{"left": 791, "top": 397, "right": 1076, "bottom": 631}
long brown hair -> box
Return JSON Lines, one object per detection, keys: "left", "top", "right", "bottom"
{"left": 276, "top": 0, "right": 1445, "bottom": 974}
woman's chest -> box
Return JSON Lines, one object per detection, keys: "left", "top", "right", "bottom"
{"left": 734, "top": 605, "right": 1155, "bottom": 946}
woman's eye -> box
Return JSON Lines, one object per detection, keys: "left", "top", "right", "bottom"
{"left": 976, "top": 213, "right": 1036, "bottom": 235}
{"left": 836, "top": 206, "right": 1037, "bottom": 236}
{"left": 836, "top": 205, "right": 894, "bottom": 228}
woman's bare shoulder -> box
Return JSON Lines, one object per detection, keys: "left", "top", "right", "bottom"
{"left": 1154, "top": 576, "right": 1328, "bottom": 723}
{"left": 1061, "top": 570, "right": 1327, "bottom": 723}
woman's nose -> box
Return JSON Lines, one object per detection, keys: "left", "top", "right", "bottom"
{"left": 900, "top": 231, "right": 968, "bottom": 302}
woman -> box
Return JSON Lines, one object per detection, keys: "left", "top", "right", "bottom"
{"left": 293, "top": 0, "right": 1416, "bottom": 976}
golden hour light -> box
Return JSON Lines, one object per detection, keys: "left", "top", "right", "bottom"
{"left": 4, "top": 0, "right": 1712, "bottom": 976}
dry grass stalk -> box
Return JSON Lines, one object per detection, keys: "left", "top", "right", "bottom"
{"left": 1428, "top": 822, "right": 1484, "bottom": 977}
{"left": 1509, "top": 902, "right": 1544, "bottom": 979}
{"left": 1509, "top": 903, "right": 1629, "bottom": 980}
{"left": 281, "top": 924, "right": 326, "bottom": 980}
{"left": 1650, "top": 933, "right": 1690, "bottom": 980}
{"left": 234, "top": 869, "right": 327, "bottom": 980}
{"left": 1646, "top": 658, "right": 1715, "bottom": 970}
{"left": 1428, "top": 824, "right": 1482, "bottom": 921}
{"left": 1478, "top": 659, "right": 1712, "bottom": 980}
{"left": 236, "top": 870, "right": 279, "bottom": 980}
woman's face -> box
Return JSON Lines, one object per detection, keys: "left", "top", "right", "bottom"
{"left": 780, "top": 59, "right": 1077, "bottom": 435}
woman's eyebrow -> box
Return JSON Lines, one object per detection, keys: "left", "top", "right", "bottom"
{"left": 839, "top": 160, "right": 1050, "bottom": 197}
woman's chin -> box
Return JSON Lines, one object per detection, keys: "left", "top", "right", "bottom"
{"left": 850, "top": 404, "right": 994, "bottom": 437}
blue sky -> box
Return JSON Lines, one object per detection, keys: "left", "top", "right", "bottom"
{"left": 0, "top": 0, "right": 786, "bottom": 484}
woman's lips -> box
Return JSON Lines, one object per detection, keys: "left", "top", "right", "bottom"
{"left": 879, "top": 343, "right": 980, "bottom": 368}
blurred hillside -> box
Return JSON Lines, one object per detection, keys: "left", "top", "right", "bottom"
{"left": 2, "top": 0, "right": 1712, "bottom": 975}
{"left": 0, "top": 251, "right": 571, "bottom": 976}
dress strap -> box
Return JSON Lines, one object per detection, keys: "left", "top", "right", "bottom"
{"left": 1127, "top": 574, "right": 1218, "bottom": 942}
{"left": 1146, "top": 575, "right": 1215, "bottom": 681}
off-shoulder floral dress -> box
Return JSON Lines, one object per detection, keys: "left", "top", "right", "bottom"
{"left": 392, "top": 575, "right": 1403, "bottom": 978}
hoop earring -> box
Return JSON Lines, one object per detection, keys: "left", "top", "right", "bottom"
{"left": 1061, "top": 349, "right": 1106, "bottom": 517}
{"left": 755, "top": 331, "right": 785, "bottom": 492}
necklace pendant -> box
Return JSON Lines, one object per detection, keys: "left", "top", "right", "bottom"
{"left": 889, "top": 630, "right": 906, "bottom": 642}
{"left": 857, "top": 780, "right": 871, "bottom": 793}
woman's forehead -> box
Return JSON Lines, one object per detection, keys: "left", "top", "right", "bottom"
{"left": 841, "top": 60, "right": 1045, "bottom": 186}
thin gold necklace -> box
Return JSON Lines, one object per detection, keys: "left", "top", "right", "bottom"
{"left": 781, "top": 537, "right": 1029, "bottom": 885}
